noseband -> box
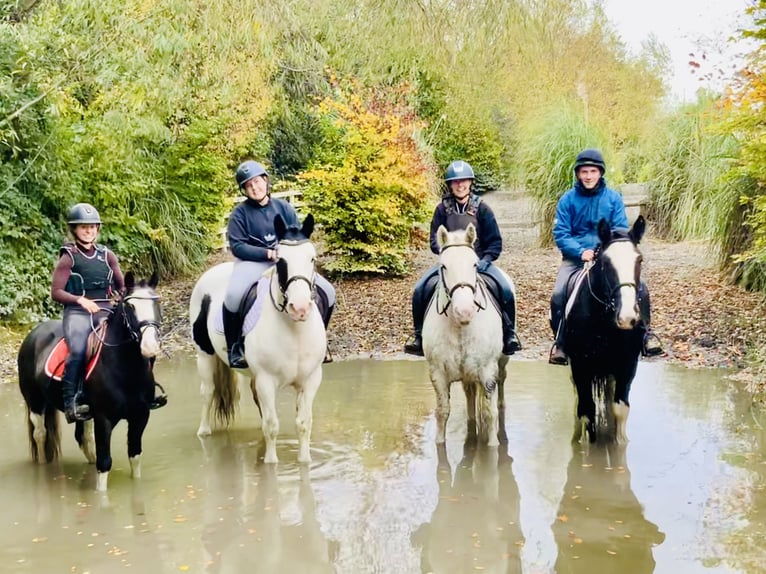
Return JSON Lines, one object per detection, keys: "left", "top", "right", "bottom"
{"left": 437, "top": 242, "right": 486, "bottom": 314}
{"left": 123, "top": 293, "right": 163, "bottom": 343}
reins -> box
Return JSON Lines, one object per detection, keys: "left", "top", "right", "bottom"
{"left": 88, "top": 293, "right": 162, "bottom": 347}
{"left": 436, "top": 242, "right": 487, "bottom": 315}
{"left": 585, "top": 238, "right": 639, "bottom": 312}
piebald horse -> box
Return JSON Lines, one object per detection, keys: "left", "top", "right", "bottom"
{"left": 422, "top": 224, "right": 509, "bottom": 445}
{"left": 563, "top": 216, "right": 647, "bottom": 444}
{"left": 189, "top": 214, "right": 326, "bottom": 463}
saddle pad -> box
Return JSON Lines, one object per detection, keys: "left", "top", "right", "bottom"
{"left": 44, "top": 325, "right": 107, "bottom": 382}
{"left": 213, "top": 278, "right": 269, "bottom": 336}
{"left": 564, "top": 268, "right": 588, "bottom": 318}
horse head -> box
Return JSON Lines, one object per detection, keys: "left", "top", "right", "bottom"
{"left": 121, "top": 271, "right": 162, "bottom": 358}
{"left": 436, "top": 223, "right": 480, "bottom": 325}
{"left": 595, "top": 215, "right": 646, "bottom": 329}
{"left": 273, "top": 214, "right": 317, "bottom": 321}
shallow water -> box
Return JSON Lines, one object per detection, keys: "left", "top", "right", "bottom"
{"left": 0, "top": 357, "right": 764, "bottom": 573}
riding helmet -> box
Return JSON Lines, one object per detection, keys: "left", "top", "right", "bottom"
{"left": 67, "top": 203, "right": 102, "bottom": 225}
{"left": 235, "top": 160, "right": 269, "bottom": 189}
{"left": 445, "top": 160, "right": 475, "bottom": 182}
{"left": 573, "top": 148, "right": 606, "bottom": 175}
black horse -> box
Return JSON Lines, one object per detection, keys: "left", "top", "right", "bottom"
{"left": 17, "top": 272, "right": 163, "bottom": 491}
{"left": 563, "top": 216, "right": 646, "bottom": 444}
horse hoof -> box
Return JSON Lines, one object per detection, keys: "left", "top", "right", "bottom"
{"left": 197, "top": 426, "right": 212, "bottom": 437}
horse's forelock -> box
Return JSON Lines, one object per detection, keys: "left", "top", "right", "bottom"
{"left": 279, "top": 226, "right": 309, "bottom": 244}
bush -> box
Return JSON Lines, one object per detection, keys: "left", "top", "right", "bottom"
{"left": 300, "top": 78, "right": 438, "bottom": 275}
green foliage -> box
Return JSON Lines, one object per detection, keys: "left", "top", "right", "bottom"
{"left": 300, "top": 79, "right": 437, "bottom": 275}
{"left": 520, "top": 103, "right": 610, "bottom": 245}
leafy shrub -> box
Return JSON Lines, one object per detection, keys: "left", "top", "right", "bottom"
{"left": 300, "top": 78, "right": 438, "bottom": 275}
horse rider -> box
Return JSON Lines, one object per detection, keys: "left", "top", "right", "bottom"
{"left": 224, "top": 160, "right": 336, "bottom": 369}
{"left": 548, "top": 148, "right": 663, "bottom": 365}
{"left": 404, "top": 160, "right": 522, "bottom": 357}
{"left": 51, "top": 203, "right": 125, "bottom": 423}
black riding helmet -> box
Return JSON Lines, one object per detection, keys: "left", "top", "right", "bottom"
{"left": 573, "top": 148, "right": 606, "bottom": 175}
{"left": 445, "top": 160, "right": 475, "bottom": 182}
{"left": 235, "top": 160, "right": 269, "bottom": 191}
{"left": 67, "top": 203, "right": 102, "bottom": 226}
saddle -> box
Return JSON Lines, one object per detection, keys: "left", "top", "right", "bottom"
{"left": 43, "top": 322, "right": 108, "bottom": 382}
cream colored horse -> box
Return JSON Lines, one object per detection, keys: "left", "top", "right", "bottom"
{"left": 189, "top": 215, "right": 326, "bottom": 463}
{"left": 422, "top": 224, "right": 510, "bottom": 445}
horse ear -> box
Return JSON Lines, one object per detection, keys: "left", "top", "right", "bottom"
{"left": 465, "top": 223, "right": 476, "bottom": 246}
{"left": 301, "top": 214, "right": 315, "bottom": 239}
{"left": 125, "top": 272, "right": 135, "bottom": 292}
{"left": 148, "top": 271, "right": 159, "bottom": 289}
{"left": 436, "top": 225, "right": 449, "bottom": 250}
{"left": 274, "top": 214, "right": 286, "bottom": 240}
{"left": 631, "top": 215, "right": 646, "bottom": 244}
{"left": 597, "top": 218, "right": 612, "bottom": 245}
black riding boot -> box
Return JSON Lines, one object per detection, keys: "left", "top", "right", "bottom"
{"left": 404, "top": 294, "right": 425, "bottom": 356}
{"left": 501, "top": 299, "right": 522, "bottom": 355}
{"left": 548, "top": 319, "right": 568, "bottom": 366}
{"left": 62, "top": 357, "right": 91, "bottom": 423}
{"left": 223, "top": 307, "right": 248, "bottom": 369}
{"left": 638, "top": 287, "right": 663, "bottom": 357}
{"left": 323, "top": 303, "right": 335, "bottom": 364}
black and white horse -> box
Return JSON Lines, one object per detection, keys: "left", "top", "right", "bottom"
{"left": 563, "top": 216, "right": 647, "bottom": 444}
{"left": 17, "top": 273, "right": 162, "bottom": 491}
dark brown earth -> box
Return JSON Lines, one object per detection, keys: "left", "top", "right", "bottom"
{"left": 0, "top": 191, "right": 764, "bottom": 387}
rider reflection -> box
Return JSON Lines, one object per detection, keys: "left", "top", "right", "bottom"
{"left": 551, "top": 443, "right": 665, "bottom": 573}
{"left": 412, "top": 430, "right": 524, "bottom": 574}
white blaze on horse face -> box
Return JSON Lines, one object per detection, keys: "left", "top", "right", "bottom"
{"left": 130, "top": 287, "right": 162, "bottom": 357}
{"left": 439, "top": 233, "right": 479, "bottom": 326}
{"left": 605, "top": 241, "right": 640, "bottom": 329}
{"left": 280, "top": 241, "right": 317, "bottom": 322}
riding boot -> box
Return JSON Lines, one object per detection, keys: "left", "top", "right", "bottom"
{"left": 403, "top": 297, "right": 425, "bottom": 357}
{"left": 501, "top": 309, "right": 522, "bottom": 355}
{"left": 223, "top": 307, "right": 248, "bottom": 369}
{"left": 642, "top": 328, "right": 664, "bottom": 357}
{"left": 62, "top": 378, "right": 91, "bottom": 423}
{"left": 637, "top": 286, "right": 663, "bottom": 357}
{"left": 322, "top": 304, "right": 335, "bottom": 364}
{"left": 548, "top": 319, "right": 568, "bottom": 366}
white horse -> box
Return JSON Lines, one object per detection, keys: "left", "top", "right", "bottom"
{"left": 422, "top": 224, "right": 510, "bottom": 445}
{"left": 189, "top": 214, "right": 326, "bottom": 463}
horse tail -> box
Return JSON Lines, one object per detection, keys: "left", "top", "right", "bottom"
{"left": 26, "top": 404, "right": 60, "bottom": 463}
{"left": 192, "top": 294, "right": 215, "bottom": 355}
{"left": 211, "top": 357, "right": 239, "bottom": 426}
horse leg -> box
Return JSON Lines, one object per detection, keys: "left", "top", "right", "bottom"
{"left": 127, "top": 410, "right": 150, "bottom": 479}
{"left": 197, "top": 352, "right": 217, "bottom": 436}
{"left": 430, "top": 368, "right": 451, "bottom": 444}
{"left": 463, "top": 380, "right": 477, "bottom": 440}
{"left": 75, "top": 420, "right": 96, "bottom": 464}
{"left": 612, "top": 365, "right": 636, "bottom": 445}
{"left": 28, "top": 410, "right": 47, "bottom": 464}
{"left": 295, "top": 369, "right": 322, "bottom": 463}
{"left": 93, "top": 417, "right": 115, "bottom": 492}
{"left": 253, "top": 375, "right": 279, "bottom": 463}
{"left": 570, "top": 363, "right": 597, "bottom": 444}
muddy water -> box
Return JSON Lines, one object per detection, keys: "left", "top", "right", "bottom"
{"left": 0, "top": 357, "right": 764, "bottom": 573}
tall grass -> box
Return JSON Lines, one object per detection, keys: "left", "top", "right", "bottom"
{"left": 520, "top": 103, "right": 609, "bottom": 245}
{"left": 646, "top": 99, "right": 740, "bottom": 245}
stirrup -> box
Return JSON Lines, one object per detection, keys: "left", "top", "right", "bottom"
{"left": 403, "top": 337, "right": 424, "bottom": 357}
{"left": 503, "top": 333, "right": 523, "bottom": 355}
{"left": 642, "top": 333, "right": 664, "bottom": 357}
{"left": 548, "top": 343, "right": 568, "bottom": 366}
{"left": 150, "top": 382, "right": 168, "bottom": 410}
{"left": 323, "top": 348, "right": 334, "bottom": 364}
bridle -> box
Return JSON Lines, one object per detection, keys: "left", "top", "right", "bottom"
{"left": 586, "top": 238, "right": 640, "bottom": 312}
{"left": 90, "top": 292, "right": 162, "bottom": 347}
{"left": 268, "top": 239, "right": 317, "bottom": 314}
{"left": 436, "top": 242, "right": 487, "bottom": 315}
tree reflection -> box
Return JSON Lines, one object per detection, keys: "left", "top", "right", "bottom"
{"left": 552, "top": 443, "right": 665, "bottom": 573}
{"left": 412, "top": 420, "right": 524, "bottom": 574}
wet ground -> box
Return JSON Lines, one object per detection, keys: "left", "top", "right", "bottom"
{"left": 0, "top": 356, "right": 765, "bottom": 573}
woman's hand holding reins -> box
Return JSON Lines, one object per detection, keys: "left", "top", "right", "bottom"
{"left": 78, "top": 297, "right": 101, "bottom": 314}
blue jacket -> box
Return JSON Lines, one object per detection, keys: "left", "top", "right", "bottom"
{"left": 228, "top": 197, "right": 300, "bottom": 262}
{"left": 553, "top": 179, "right": 628, "bottom": 262}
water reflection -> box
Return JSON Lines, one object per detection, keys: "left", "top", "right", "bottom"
{"left": 413, "top": 422, "right": 524, "bottom": 573}
{"left": 551, "top": 442, "right": 665, "bottom": 573}
{"left": 199, "top": 433, "right": 337, "bottom": 573}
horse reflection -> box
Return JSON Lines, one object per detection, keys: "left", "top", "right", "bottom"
{"left": 200, "top": 439, "right": 337, "bottom": 573}
{"left": 552, "top": 443, "right": 665, "bottom": 573}
{"left": 412, "top": 425, "right": 524, "bottom": 574}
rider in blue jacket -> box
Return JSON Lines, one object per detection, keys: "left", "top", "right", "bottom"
{"left": 548, "top": 148, "right": 663, "bottom": 365}
{"left": 404, "top": 160, "right": 522, "bottom": 357}
{"left": 224, "top": 160, "right": 335, "bottom": 368}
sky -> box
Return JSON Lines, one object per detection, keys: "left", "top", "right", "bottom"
{"left": 600, "top": 0, "right": 754, "bottom": 102}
